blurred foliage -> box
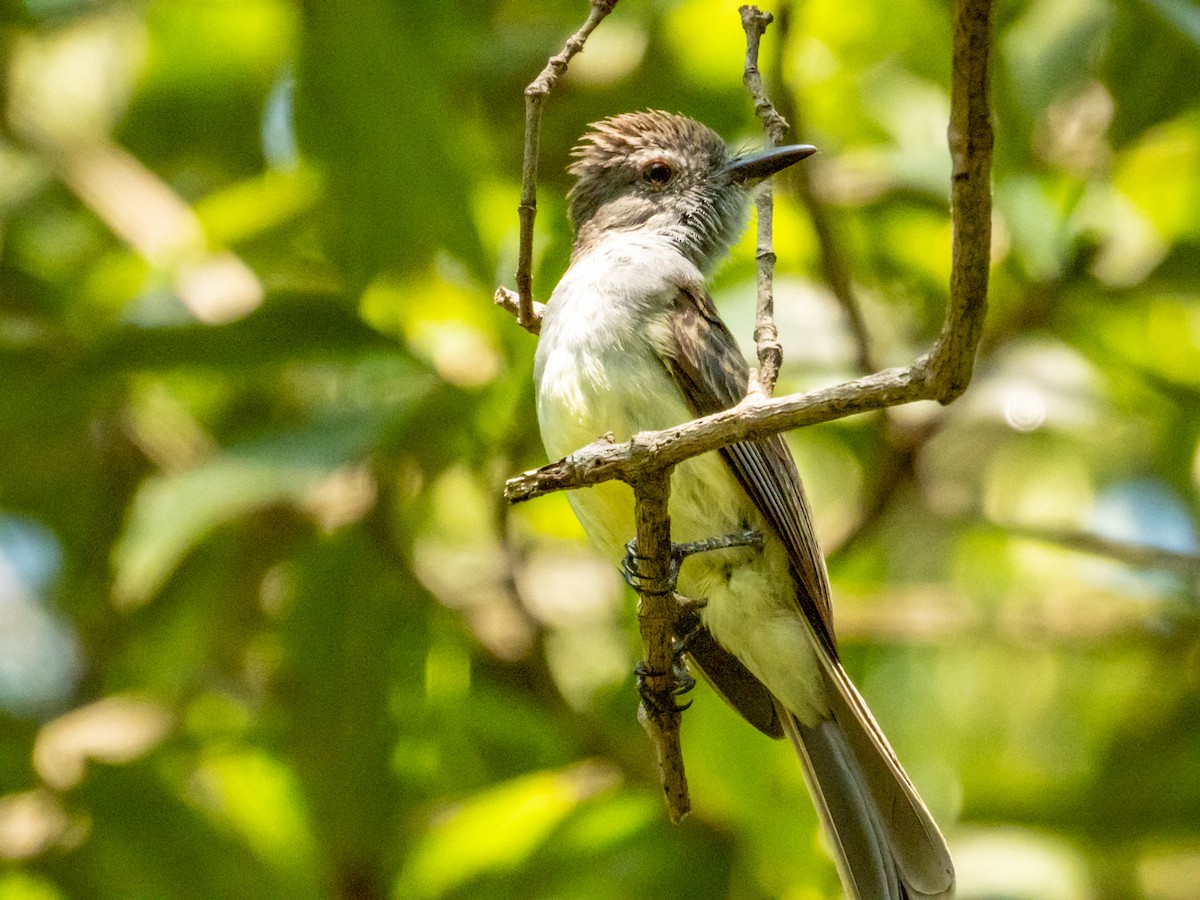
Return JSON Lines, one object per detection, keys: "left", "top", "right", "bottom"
{"left": 0, "top": 0, "right": 1198, "bottom": 898}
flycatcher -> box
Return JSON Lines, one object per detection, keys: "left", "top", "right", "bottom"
{"left": 534, "top": 111, "right": 954, "bottom": 899}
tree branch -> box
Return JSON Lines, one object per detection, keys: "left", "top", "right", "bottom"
{"left": 493, "top": 0, "right": 619, "bottom": 334}
{"left": 1005, "top": 523, "right": 1200, "bottom": 577}
{"left": 629, "top": 474, "right": 690, "bottom": 823}
{"left": 620, "top": 7, "right": 797, "bottom": 822}
{"left": 503, "top": 0, "right": 994, "bottom": 494}
{"left": 740, "top": 5, "right": 789, "bottom": 396}
{"left": 505, "top": 364, "right": 927, "bottom": 502}
{"left": 929, "top": 0, "right": 994, "bottom": 401}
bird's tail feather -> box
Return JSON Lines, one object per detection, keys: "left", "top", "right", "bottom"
{"left": 777, "top": 660, "right": 954, "bottom": 899}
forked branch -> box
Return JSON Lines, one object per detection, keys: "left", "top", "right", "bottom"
{"left": 503, "top": 0, "right": 993, "bottom": 505}
{"left": 493, "top": 0, "right": 619, "bottom": 334}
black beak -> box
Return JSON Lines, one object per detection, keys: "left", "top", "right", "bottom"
{"left": 725, "top": 143, "right": 818, "bottom": 184}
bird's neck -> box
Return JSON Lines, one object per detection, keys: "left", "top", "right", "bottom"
{"left": 536, "top": 230, "right": 702, "bottom": 384}
{"left": 548, "top": 231, "right": 689, "bottom": 334}
{"left": 571, "top": 209, "right": 741, "bottom": 276}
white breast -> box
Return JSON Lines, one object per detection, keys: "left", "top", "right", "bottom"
{"left": 534, "top": 234, "right": 699, "bottom": 455}
{"left": 533, "top": 233, "right": 758, "bottom": 559}
{"left": 534, "top": 236, "right": 698, "bottom": 559}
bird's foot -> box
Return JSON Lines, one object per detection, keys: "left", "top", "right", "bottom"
{"left": 635, "top": 658, "right": 697, "bottom": 714}
{"left": 634, "top": 606, "right": 709, "bottom": 714}
{"left": 625, "top": 529, "right": 760, "bottom": 714}
{"left": 621, "top": 529, "right": 763, "bottom": 596}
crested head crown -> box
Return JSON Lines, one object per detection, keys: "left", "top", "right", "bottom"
{"left": 567, "top": 110, "right": 728, "bottom": 179}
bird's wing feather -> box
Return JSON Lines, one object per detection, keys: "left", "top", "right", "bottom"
{"left": 660, "top": 283, "right": 954, "bottom": 897}
{"left": 659, "top": 283, "right": 837, "bottom": 658}
{"left": 685, "top": 627, "right": 783, "bottom": 738}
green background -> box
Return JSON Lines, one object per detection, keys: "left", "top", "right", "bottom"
{"left": 1, "top": 0, "right": 1198, "bottom": 897}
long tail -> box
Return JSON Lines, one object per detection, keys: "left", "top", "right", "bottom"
{"left": 777, "top": 660, "right": 955, "bottom": 899}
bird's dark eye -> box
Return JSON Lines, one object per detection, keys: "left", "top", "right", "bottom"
{"left": 641, "top": 160, "right": 674, "bottom": 186}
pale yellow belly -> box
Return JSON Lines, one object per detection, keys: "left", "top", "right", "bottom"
{"left": 536, "top": 341, "right": 826, "bottom": 723}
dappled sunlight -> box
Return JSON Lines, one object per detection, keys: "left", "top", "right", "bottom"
{"left": 0, "top": 789, "right": 73, "bottom": 862}
{"left": 396, "top": 762, "right": 622, "bottom": 898}
{"left": 0, "top": 0, "right": 1196, "bottom": 897}
{"left": 565, "top": 19, "right": 648, "bottom": 86}
{"left": 33, "top": 696, "right": 171, "bottom": 791}
{"left": 951, "top": 828, "right": 1095, "bottom": 900}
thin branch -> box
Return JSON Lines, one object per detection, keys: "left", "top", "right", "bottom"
{"left": 833, "top": 585, "right": 1198, "bottom": 645}
{"left": 505, "top": 364, "right": 927, "bottom": 502}
{"left": 629, "top": 474, "right": 690, "bottom": 823}
{"left": 493, "top": 0, "right": 619, "bottom": 334}
{"left": 493, "top": 287, "right": 546, "bottom": 330}
{"left": 929, "top": 0, "right": 994, "bottom": 401}
{"left": 740, "top": 5, "right": 789, "bottom": 396}
{"left": 1006, "top": 523, "right": 1200, "bottom": 577}
{"left": 739, "top": 7, "right": 790, "bottom": 142}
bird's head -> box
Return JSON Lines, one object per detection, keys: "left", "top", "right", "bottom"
{"left": 566, "top": 110, "right": 815, "bottom": 271}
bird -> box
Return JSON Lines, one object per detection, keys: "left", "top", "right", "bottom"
{"left": 533, "top": 110, "right": 954, "bottom": 899}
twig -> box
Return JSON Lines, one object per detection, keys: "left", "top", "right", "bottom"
{"left": 505, "top": 364, "right": 926, "bottom": 502}
{"left": 493, "top": 287, "right": 546, "bottom": 330}
{"left": 740, "top": 5, "right": 789, "bottom": 396}
{"left": 493, "top": 0, "right": 619, "bottom": 334}
{"left": 1005, "top": 524, "right": 1200, "bottom": 577}
{"left": 739, "top": 7, "right": 790, "bottom": 144}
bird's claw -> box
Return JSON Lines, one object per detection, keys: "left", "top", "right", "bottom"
{"left": 621, "top": 529, "right": 763, "bottom": 596}
{"left": 634, "top": 614, "right": 707, "bottom": 714}
{"left": 621, "top": 537, "right": 682, "bottom": 596}
{"left": 625, "top": 529, "right": 761, "bottom": 714}
{"left": 635, "top": 659, "right": 697, "bottom": 714}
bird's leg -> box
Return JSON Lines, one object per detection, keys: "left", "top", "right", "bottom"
{"left": 634, "top": 592, "right": 707, "bottom": 714}
{"left": 621, "top": 528, "right": 763, "bottom": 596}
{"left": 624, "top": 529, "right": 761, "bottom": 713}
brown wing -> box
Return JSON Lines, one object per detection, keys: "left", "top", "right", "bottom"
{"left": 660, "top": 284, "right": 838, "bottom": 660}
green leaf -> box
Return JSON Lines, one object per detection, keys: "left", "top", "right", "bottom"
{"left": 275, "top": 528, "right": 429, "bottom": 897}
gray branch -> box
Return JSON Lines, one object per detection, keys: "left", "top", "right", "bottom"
{"left": 493, "top": 0, "right": 619, "bottom": 334}
{"left": 740, "top": 5, "right": 790, "bottom": 397}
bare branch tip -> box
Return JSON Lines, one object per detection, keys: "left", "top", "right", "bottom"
{"left": 493, "top": 286, "right": 544, "bottom": 335}
{"left": 739, "top": 5, "right": 774, "bottom": 32}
